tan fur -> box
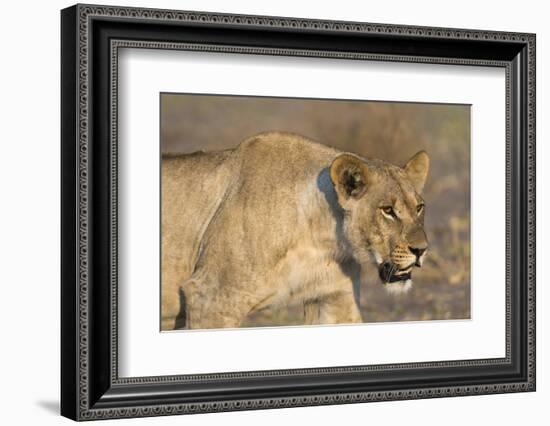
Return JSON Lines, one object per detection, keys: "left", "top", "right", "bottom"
{"left": 161, "top": 132, "right": 429, "bottom": 330}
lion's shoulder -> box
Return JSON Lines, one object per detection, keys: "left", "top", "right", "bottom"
{"left": 237, "top": 131, "right": 339, "bottom": 159}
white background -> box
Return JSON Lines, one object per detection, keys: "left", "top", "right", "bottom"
{"left": 119, "top": 50, "right": 505, "bottom": 377}
{"left": 0, "top": 0, "right": 547, "bottom": 425}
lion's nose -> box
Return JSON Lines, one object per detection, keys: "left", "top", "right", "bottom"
{"left": 409, "top": 247, "right": 426, "bottom": 266}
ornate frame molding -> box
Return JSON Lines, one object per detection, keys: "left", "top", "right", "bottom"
{"left": 61, "top": 4, "right": 535, "bottom": 421}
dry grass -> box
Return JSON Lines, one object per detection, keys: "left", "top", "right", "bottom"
{"left": 161, "top": 94, "right": 471, "bottom": 325}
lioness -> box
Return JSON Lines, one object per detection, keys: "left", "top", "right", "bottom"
{"left": 161, "top": 132, "right": 429, "bottom": 330}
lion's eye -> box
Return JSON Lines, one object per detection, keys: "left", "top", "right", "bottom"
{"left": 381, "top": 206, "right": 396, "bottom": 218}
{"left": 416, "top": 203, "right": 424, "bottom": 214}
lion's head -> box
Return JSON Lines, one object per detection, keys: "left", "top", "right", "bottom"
{"left": 329, "top": 150, "right": 430, "bottom": 292}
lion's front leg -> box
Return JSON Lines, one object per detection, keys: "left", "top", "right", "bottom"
{"left": 319, "top": 290, "right": 362, "bottom": 324}
{"left": 304, "top": 299, "right": 321, "bottom": 324}
{"left": 302, "top": 260, "right": 362, "bottom": 325}
{"left": 304, "top": 290, "right": 362, "bottom": 325}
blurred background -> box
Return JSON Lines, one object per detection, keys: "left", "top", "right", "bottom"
{"left": 161, "top": 93, "right": 471, "bottom": 325}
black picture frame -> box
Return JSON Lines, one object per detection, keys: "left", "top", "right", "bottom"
{"left": 61, "top": 4, "right": 536, "bottom": 421}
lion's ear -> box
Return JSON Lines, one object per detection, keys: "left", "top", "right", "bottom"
{"left": 330, "top": 153, "right": 369, "bottom": 200}
{"left": 404, "top": 150, "right": 430, "bottom": 194}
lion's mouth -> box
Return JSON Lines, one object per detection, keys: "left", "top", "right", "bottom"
{"left": 378, "top": 262, "right": 414, "bottom": 284}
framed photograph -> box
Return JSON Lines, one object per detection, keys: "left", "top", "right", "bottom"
{"left": 61, "top": 4, "right": 536, "bottom": 421}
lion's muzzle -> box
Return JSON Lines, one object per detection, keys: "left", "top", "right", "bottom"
{"left": 378, "top": 262, "right": 412, "bottom": 283}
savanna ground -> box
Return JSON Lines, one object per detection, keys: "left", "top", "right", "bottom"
{"left": 161, "top": 94, "right": 471, "bottom": 325}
